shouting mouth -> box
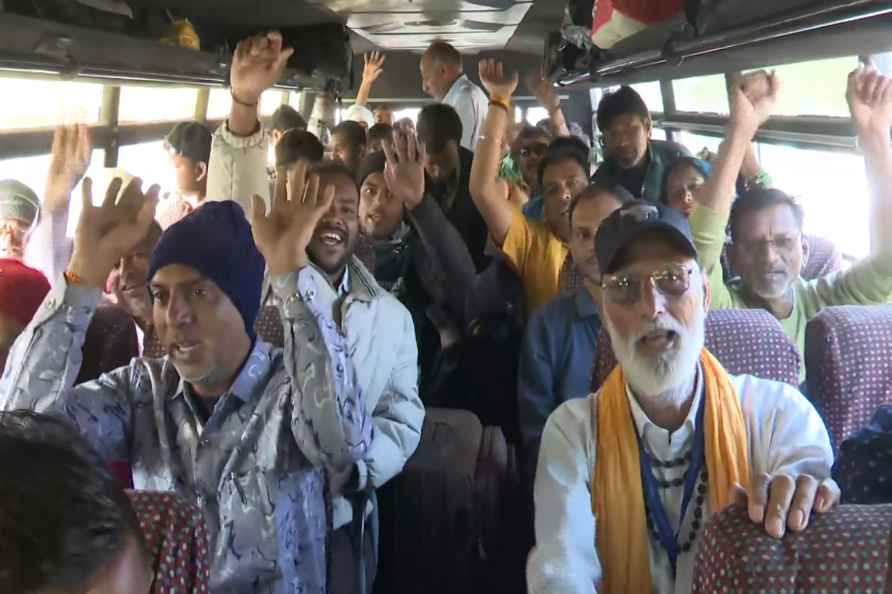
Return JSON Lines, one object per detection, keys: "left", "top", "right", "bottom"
{"left": 638, "top": 329, "right": 678, "bottom": 353}
{"left": 317, "top": 227, "right": 346, "bottom": 247}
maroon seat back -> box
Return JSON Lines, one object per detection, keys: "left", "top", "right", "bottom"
{"left": 801, "top": 234, "right": 845, "bottom": 281}
{"left": 254, "top": 305, "right": 284, "bottom": 347}
{"left": 594, "top": 308, "right": 801, "bottom": 390}
{"left": 805, "top": 305, "right": 892, "bottom": 451}
{"left": 127, "top": 491, "right": 210, "bottom": 594}
{"left": 694, "top": 503, "right": 892, "bottom": 593}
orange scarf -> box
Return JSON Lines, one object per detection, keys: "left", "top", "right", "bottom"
{"left": 592, "top": 349, "right": 750, "bottom": 594}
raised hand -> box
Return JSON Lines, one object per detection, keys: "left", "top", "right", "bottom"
{"left": 847, "top": 65, "right": 892, "bottom": 138}
{"left": 250, "top": 161, "right": 335, "bottom": 275}
{"left": 382, "top": 131, "right": 426, "bottom": 210}
{"left": 230, "top": 31, "right": 295, "bottom": 105}
{"left": 362, "top": 51, "right": 386, "bottom": 84}
{"left": 526, "top": 66, "right": 559, "bottom": 112}
{"left": 69, "top": 177, "right": 160, "bottom": 288}
{"left": 45, "top": 125, "right": 92, "bottom": 213}
{"left": 479, "top": 58, "right": 519, "bottom": 99}
{"left": 729, "top": 70, "right": 780, "bottom": 137}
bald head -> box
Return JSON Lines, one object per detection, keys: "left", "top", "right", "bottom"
{"left": 420, "top": 41, "right": 464, "bottom": 100}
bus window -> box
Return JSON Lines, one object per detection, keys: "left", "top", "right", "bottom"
{"left": 118, "top": 86, "right": 199, "bottom": 123}
{"left": 630, "top": 81, "right": 663, "bottom": 112}
{"left": 392, "top": 107, "right": 421, "bottom": 124}
{"left": 207, "top": 88, "right": 283, "bottom": 120}
{"left": 745, "top": 56, "right": 859, "bottom": 118}
{"left": 0, "top": 78, "right": 102, "bottom": 129}
{"left": 525, "top": 106, "right": 548, "bottom": 126}
{"left": 673, "top": 73, "right": 729, "bottom": 114}
{"left": 676, "top": 131, "right": 722, "bottom": 155}
{"left": 117, "top": 141, "right": 178, "bottom": 197}
{"left": 756, "top": 143, "right": 869, "bottom": 259}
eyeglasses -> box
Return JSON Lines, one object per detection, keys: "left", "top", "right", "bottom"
{"left": 601, "top": 265, "right": 695, "bottom": 305}
{"left": 519, "top": 143, "right": 548, "bottom": 159}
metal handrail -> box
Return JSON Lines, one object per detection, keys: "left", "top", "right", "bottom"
{"left": 558, "top": 0, "right": 892, "bottom": 86}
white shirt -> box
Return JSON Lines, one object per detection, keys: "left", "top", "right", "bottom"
{"left": 442, "top": 74, "right": 489, "bottom": 151}
{"left": 527, "top": 372, "right": 833, "bottom": 594}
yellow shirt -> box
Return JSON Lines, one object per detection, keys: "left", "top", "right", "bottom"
{"left": 501, "top": 206, "right": 569, "bottom": 315}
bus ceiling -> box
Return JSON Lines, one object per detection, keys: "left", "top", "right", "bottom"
{"left": 550, "top": 0, "right": 892, "bottom": 89}
{"left": 0, "top": 0, "right": 560, "bottom": 92}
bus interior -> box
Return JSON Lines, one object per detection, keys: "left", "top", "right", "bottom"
{"left": 1, "top": 0, "right": 892, "bottom": 593}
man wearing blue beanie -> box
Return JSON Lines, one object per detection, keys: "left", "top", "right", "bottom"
{"left": 1, "top": 139, "right": 373, "bottom": 592}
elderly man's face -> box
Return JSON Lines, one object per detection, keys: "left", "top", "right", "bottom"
{"left": 0, "top": 218, "right": 32, "bottom": 260}
{"left": 600, "top": 232, "right": 710, "bottom": 395}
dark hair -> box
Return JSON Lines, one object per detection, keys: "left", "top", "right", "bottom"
{"left": 425, "top": 40, "right": 462, "bottom": 69}
{"left": 164, "top": 121, "right": 212, "bottom": 164}
{"left": 0, "top": 411, "right": 142, "bottom": 594}
{"left": 373, "top": 103, "right": 393, "bottom": 113}
{"left": 660, "top": 157, "right": 713, "bottom": 205}
{"left": 358, "top": 151, "right": 387, "bottom": 186}
{"left": 417, "top": 103, "right": 463, "bottom": 153}
{"left": 367, "top": 123, "right": 393, "bottom": 145}
{"left": 271, "top": 105, "right": 307, "bottom": 133}
{"left": 729, "top": 188, "right": 805, "bottom": 242}
{"left": 332, "top": 120, "right": 367, "bottom": 149}
{"left": 537, "top": 136, "right": 591, "bottom": 188}
{"left": 312, "top": 159, "right": 360, "bottom": 192}
{"left": 569, "top": 182, "right": 634, "bottom": 225}
{"left": 276, "top": 129, "right": 324, "bottom": 167}
{"left": 596, "top": 85, "right": 650, "bottom": 132}
{"left": 512, "top": 124, "right": 551, "bottom": 154}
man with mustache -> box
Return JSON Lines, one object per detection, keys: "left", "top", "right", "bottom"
{"left": 591, "top": 86, "right": 690, "bottom": 203}
{"left": 527, "top": 199, "right": 837, "bottom": 594}
{"left": 470, "top": 59, "right": 590, "bottom": 315}
{"left": 517, "top": 182, "right": 632, "bottom": 492}
{"left": 208, "top": 31, "right": 424, "bottom": 593}
{"left": 691, "top": 68, "right": 892, "bottom": 380}
{"left": 1, "top": 158, "right": 373, "bottom": 593}
{"left": 0, "top": 179, "right": 40, "bottom": 262}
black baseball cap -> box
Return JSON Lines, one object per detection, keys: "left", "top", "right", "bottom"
{"left": 595, "top": 200, "right": 698, "bottom": 274}
{"left": 164, "top": 122, "right": 212, "bottom": 164}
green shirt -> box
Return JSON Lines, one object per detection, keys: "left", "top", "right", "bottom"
{"left": 691, "top": 203, "right": 892, "bottom": 380}
{"left": 591, "top": 139, "right": 690, "bottom": 203}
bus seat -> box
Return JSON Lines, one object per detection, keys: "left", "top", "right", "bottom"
{"left": 76, "top": 303, "right": 140, "bottom": 383}
{"left": 801, "top": 234, "right": 845, "bottom": 281}
{"left": 254, "top": 305, "right": 285, "bottom": 348}
{"left": 127, "top": 490, "right": 210, "bottom": 593}
{"left": 375, "top": 407, "right": 525, "bottom": 594}
{"left": 805, "top": 305, "right": 892, "bottom": 452}
{"left": 693, "top": 503, "right": 892, "bottom": 594}
{"left": 593, "top": 308, "right": 801, "bottom": 390}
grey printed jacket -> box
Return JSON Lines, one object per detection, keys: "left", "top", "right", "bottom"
{"left": 0, "top": 268, "right": 373, "bottom": 594}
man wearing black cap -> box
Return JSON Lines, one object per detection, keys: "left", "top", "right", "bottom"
{"left": 527, "top": 200, "right": 838, "bottom": 594}
{"left": 1, "top": 166, "right": 372, "bottom": 592}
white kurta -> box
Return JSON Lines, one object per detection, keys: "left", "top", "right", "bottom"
{"left": 527, "top": 372, "right": 834, "bottom": 594}
{"left": 441, "top": 74, "right": 489, "bottom": 151}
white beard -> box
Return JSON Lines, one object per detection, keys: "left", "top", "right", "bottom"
{"left": 606, "top": 305, "right": 706, "bottom": 397}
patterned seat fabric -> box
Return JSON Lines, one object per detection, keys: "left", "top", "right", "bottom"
{"left": 254, "top": 305, "right": 285, "bottom": 348}
{"left": 77, "top": 304, "right": 140, "bottom": 383}
{"left": 805, "top": 305, "right": 892, "bottom": 452}
{"left": 593, "top": 308, "right": 801, "bottom": 390}
{"left": 693, "top": 503, "right": 892, "bottom": 593}
{"left": 802, "top": 234, "right": 845, "bottom": 281}
{"left": 836, "top": 405, "right": 892, "bottom": 505}
{"left": 128, "top": 491, "right": 211, "bottom": 594}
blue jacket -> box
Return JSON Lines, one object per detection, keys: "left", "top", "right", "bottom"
{"left": 517, "top": 288, "right": 600, "bottom": 487}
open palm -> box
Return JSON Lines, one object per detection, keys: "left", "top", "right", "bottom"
{"left": 383, "top": 131, "right": 426, "bottom": 209}
{"left": 251, "top": 161, "right": 334, "bottom": 274}
{"left": 231, "top": 31, "right": 295, "bottom": 104}
{"left": 479, "top": 59, "right": 518, "bottom": 98}
{"left": 74, "top": 177, "right": 159, "bottom": 280}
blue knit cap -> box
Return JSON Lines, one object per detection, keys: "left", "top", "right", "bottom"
{"left": 148, "top": 201, "right": 265, "bottom": 339}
